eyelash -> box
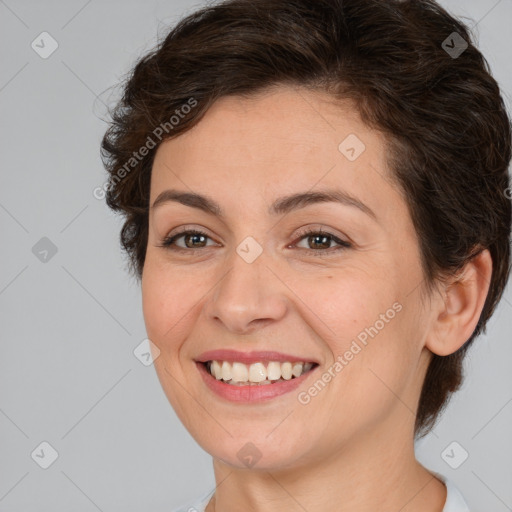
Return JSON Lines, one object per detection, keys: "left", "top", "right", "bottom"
{"left": 158, "top": 227, "right": 352, "bottom": 257}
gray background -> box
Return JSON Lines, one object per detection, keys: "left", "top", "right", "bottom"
{"left": 0, "top": 0, "right": 511, "bottom": 510}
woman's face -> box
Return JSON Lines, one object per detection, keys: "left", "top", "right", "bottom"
{"left": 142, "top": 86, "right": 435, "bottom": 469}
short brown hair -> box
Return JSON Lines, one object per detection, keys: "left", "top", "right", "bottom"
{"left": 101, "top": 0, "right": 512, "bottom": 438}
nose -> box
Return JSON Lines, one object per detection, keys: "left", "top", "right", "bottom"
{"left": 204, "top": 246, "right": 288, "bottom": 335}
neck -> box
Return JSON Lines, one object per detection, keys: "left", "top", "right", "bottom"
{"left": 205, "top": 421, "right": 446, "bottom": 512}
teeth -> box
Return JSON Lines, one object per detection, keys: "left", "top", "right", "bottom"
{"left": 281, "top": 362, "right": 292, "bottom": 380}
{"left": 292, "top": 362, "right": 303, "bottom": 377}
{"left": 231, "top": 362, "right": 249, "bottom": 382}
{"left": 211, "top": 360, "right": 222, "bottom": 380}
{"left": 205, "top": 360, "right": 315, "bottom": 384}
{"left": 249, "top": 362, "right": 267, "bottom": 382}
{"left": 267, "top": 361, "right": 281, "bottom": 380}
{"left": 221, "top": 361, "right": 231, "bottom": 381}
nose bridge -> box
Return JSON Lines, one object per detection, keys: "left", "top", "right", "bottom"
{"left": 206, "top": 238, "right": 287, "bottom": 333}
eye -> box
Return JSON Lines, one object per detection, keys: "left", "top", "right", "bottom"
{"left": 159, "top": 229, "right": 217, "bottom": 252}
{"left": 292, "top": 227, "right": 352, "bottom": 256}
{"left": 157, "top": 226, "right": 352, "bottom": 256}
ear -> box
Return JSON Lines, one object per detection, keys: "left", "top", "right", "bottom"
{"left": 425, "top": 248, "right": 493, "bottom": 356}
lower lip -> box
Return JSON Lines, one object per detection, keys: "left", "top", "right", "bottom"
{"left": 196, "top": 362, "right": 316, "bottom": 403}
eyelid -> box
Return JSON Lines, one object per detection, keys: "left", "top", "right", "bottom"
{"left": 165, "top": 224, "right": 216, "bottom": 241}
{"left": 291, "top": 224, "right": 350, "bottom": 244}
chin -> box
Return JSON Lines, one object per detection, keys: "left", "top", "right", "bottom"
{"left": 191, "top": 430, "right": 315, "bottom": 471}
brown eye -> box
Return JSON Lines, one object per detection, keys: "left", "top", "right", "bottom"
{"left": 182, "top": 232, "right": 208, "bottom": 248}
{"left": 160, "top": 229, "right": 215, "bottom": 250}
{"left": 306, "top": 234, "right": 333, "bottom": 250}
{"left": 293, "top": 228, "right": 352, "bottom": 257}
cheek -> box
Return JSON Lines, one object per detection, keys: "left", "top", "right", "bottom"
{"left": 294, "top": 273, "right": 413, "bottom": 410}
{"left": 293, "top": 271, "right": 402, "bottom": 353}
{"left": 141, "top": 256, "right": 200, "bottom": 348}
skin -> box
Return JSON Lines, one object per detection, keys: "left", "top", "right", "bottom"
{"left": 141, "top": 85, "right": 492, "bottom": 512}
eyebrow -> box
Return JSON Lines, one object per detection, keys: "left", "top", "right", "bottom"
{"left": 151, "top": 188, "right": 377, "bottom": 221}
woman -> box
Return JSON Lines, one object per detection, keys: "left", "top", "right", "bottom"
{"left": 100, "top": 0, "right": 511, "bottom": 510}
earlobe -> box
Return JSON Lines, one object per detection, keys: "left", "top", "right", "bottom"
{"left": 425, "top": 249, "right": 493, "bottom": 356}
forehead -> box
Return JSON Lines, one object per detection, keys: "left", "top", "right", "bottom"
{"left": 150, "top": 86, "right": 402, "bottom": 222}
{"left": 159, "top": 87, "right": 368, "bottom": 160}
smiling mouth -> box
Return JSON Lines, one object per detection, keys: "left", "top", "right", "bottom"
{"left": 202, "top": 360, "right": 318, "bottom": 386}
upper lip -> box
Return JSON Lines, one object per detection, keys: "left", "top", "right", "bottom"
{"left": 195, "top": 349, "right": 319, "bottom": 365}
